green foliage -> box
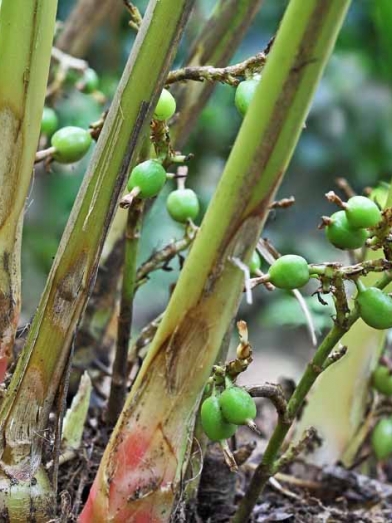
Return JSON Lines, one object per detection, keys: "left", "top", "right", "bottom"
{"left": 259, "top": 294, "right": 334, "bottom": 332}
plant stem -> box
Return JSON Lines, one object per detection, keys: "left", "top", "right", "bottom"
{"left": 84, "top": 0, "right": 350, "bottom": 520}
{"left": 233, "top": 272, "right": 391, "bottom": 522}
{"left": 107, "top": 199, "right": 144, "bottom": 427}
{"left": 0, "top": 0, "right": 195, "bottom": 485}
{"left": 0, "top": 0, "right": 57, "bottom": 383}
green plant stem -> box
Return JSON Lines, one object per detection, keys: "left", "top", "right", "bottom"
{"left": 0, "top": 0, "right": 195, "bottom": 484}
{"left": 0, "top": 0, "right": 57, "bottom": 516}
{"left": 84, "top": 1, "right": 350, "bottom": 520}
{"left": 0, "top": 0, "right": 57, "bottom": 384}
{"left": 107, "top": 199, "right": 144, "bottom": 427}
{"left": 233, "top": 270, "right": 391, "bottom": 523}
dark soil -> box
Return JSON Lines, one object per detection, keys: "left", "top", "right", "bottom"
{"left": 53, "top": 398, "right": 392, "bottom": 522}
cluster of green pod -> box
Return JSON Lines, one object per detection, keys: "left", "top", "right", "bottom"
{"left": 166, "top": 187, "right": 200, "bottom": 223}
{"left": 40, "top": 107, "right": 59, "bottom": 137}
{"left": 326, "top": 196, "right": 381, "bottom": 250}
{"left": 126, "top": 89, "right": 201, "bottom": 221}
{"left": 125, "top": 88, "right": 176, "bottom": 198}
{"left": 200, "top": 381, "right": 257, "bottom": 442}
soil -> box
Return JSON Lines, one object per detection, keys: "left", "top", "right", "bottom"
{"left": 53, "top": 398, "right": 392, "bottom": 522}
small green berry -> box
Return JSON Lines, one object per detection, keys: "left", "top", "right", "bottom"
{"left": 371, "top": 418, "right": 392, "bottom": 460}
{"left": 268, "top": 255, "right": 310, "bottom": 290}
{"left": 79, "top": 68, "right": 99, "bottom": 94}
{"left": 201, "top": 396, "right": 237, "bottom": 441}
{"left": 325, "top": 211, "right": 367, "bottom": 250}
{"left": 41, "top": 107, "right": 59, "bottom": 136}
{"left": 235, "top": 77, "right": 259, "bottom": 117}
{"left": 127, "top": 160, "right": 167, "bottom": 198}
{"left": 51, "top": 126, "right": 92, "bottom": 164}
{"left": 356, "top": 287, "right": 392, "bottom": 330}
{"left": 166, "top": 188, "right": 200, "bottom": 223}
{"left": 219, "top": 387, "right": 257, "bottom": 425}
{"left": 249, "top": 251, "right": 261, "bottom": 275}
{"left": 372, "top": 365, "right": 392, "bottom": 396}
{"left": 345, "top": 196, "right": 381, "bottom": 229}
{"left": 154, "top": 89, "right": 176, "bottom": 121}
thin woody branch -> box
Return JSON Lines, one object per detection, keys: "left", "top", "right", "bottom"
{"left": 166, "top": 51, "right": 266, "bottom": 87}
{"left": 246, "top": 384, "right": 290, "bottom": 425}
{"left": 272, "top": 427, "right": 321, "bottom": 474}
{"left": 135, "top": 224, "right": 198, "bottom": 288}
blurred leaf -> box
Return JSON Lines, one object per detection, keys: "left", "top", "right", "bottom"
{"left": 372, "top": 0, "right": 392, "bottom": 82}
{"left": 259, "top": 293, "right": 334, "bottom": 332}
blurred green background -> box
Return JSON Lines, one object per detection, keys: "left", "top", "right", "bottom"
{"left": 24, "top": 0, "right": 392, "bottom": 382}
